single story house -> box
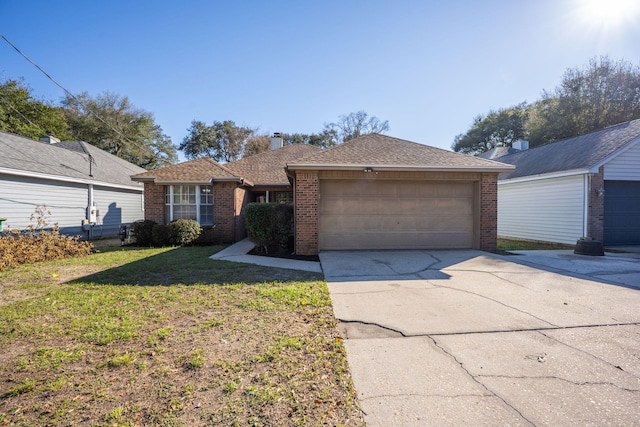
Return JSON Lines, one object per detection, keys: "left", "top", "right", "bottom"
{"left": 0, "top": 131, "right": 146, "bottom": 238}
{"left": 131, "top": 138, "right": 321, "bottom": 242}
{"left": 478, "top": 119, "right": 640, "bottom": 246}
{"left": 133, "top": 133, "right": 514, "bottom": 254}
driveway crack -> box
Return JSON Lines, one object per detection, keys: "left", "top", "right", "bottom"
{"left": 428, "top": 335, "right": 537, "bottom": 426}
{"left": 474, "top": 374, "right": 640, "bottom": 392}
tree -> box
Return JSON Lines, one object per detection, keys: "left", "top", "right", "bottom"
{"left": 323, "top": 111, "right": 390, "bottom": 144}
{"left": 0, "top": 78, "right": 70, "bottom": 140}
{"left": 526, "top": 56, "right": 640, "bottom": 147}
{"left": 179, "top": 120, "right": 253, "bottom": 162}
{"left": 452, "top": 104, "right": 528, "bottom": 154}
{"left": 281, "top": 131, "right": 336, "bottom": 149}
{"left": 63, "top": 92, "right": 177, "bottom": 169}
{"left": 243, "top": 133, "right": 270, "bottom": 157}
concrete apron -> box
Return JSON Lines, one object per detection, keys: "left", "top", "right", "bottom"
{"left": 319, "top": 250, "right": 640, "bottom": 427}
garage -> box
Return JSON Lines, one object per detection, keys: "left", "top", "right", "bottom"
{"left": 319, "top": 179, "right": 476, "bottom": 250}
{"left": 287, "top": 134, "right": 513, "bottom": 255}
{"left": 604, "top": 181, "right": 640, "bottom": 245}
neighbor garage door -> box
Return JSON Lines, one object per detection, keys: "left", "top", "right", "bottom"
{"left": 604, "top": 181, "right": 640, "bottom": 245}
{"left": 319, "top": 179, "right": 475, "bottom": 250}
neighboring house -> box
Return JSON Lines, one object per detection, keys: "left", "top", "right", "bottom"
{"left": 133, "top": 133, "right": 514, "bottom": 254}
{"left": 478, "top": 119, "right": 640, "bottom": 246}
{"left": 0, "top": 131, "right": 146, "bottom": 238}
{"left": 131, "top": 137, "right": 321, "bottom": 242}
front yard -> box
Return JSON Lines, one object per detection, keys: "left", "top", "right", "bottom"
{"left": 0, "top": 245, "right": 363, "bottom": 426}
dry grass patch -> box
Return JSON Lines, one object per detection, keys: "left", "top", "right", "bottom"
{"left": 0, "top": 245, "right": 364, "bottom": 426}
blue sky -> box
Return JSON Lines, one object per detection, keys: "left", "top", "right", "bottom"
{"left": 1, "top": 0, "right": 639, "bottom": 160}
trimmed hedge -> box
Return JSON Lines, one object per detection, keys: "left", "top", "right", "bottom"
{"left": 245, "top": 203, "right": 293, "bottom": 254}
{"left": 132, "top": 219, "right": 202, "bottom": 247}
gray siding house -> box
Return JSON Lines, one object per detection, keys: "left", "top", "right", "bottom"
{"left": 0, "top": 131, "right": 146, "bottom": 238}
{"left": 479, "top": 119, "right": 640, "bottom": 246}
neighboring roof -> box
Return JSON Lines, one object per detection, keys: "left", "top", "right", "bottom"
{"left": 477, "top": 146, "right": 522, "bottom": 160}
{"left": 226, "top": 144, "right": 321, "bottom": 185}
{"left": 495, "top": 119, "right": 640, "bottom": 180}
{"left": 0, "top": 131, "right": 146, "bottom": 190}
{"left": 286, "top": 133, "right": 515, "bottom": 172}
{"left": 132, "top": 157, "right": 240, "bottom": 185}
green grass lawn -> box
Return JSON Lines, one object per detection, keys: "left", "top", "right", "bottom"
{"left": 0, "top": 245, "right": 364, "bottom": 426}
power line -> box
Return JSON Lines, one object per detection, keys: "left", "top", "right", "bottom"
{"left": 0, "top": 33, "right": 143, "bottom": 152}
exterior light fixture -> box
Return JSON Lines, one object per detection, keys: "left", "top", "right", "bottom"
{"left": 364, "top": 167, "right": 374, "bottom": 173}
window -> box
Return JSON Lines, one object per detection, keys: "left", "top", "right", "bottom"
{"left": 274, "top": 191, "right": 293, "bottom": 203}
{"left": 165, "top": 185, "right": 214, "bottom": 225}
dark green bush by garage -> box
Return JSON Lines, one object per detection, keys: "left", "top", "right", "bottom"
{"left": 131, "top": 220, "right": 156, "bottom": 246}
{"left": 245, "top": 203, "right": 293, "bottom": 254}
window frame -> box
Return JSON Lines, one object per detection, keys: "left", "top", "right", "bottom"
{"left": 165, "top": 184, "right": 214, "bottom": 225}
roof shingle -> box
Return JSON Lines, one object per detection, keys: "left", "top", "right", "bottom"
{"left": 132, "top": 157, "right": 239, "bottom": 184}
{"left": 286, "top": 133, "right": 514, "bottom": 172}
{"left": 0, "top": 131, "right": 145, "bottom": 188}
{"left": 493, "top": 119, "right": 640, "bottom": 180}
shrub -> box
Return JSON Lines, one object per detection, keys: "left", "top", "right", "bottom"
{"left": 151, "top": 224, "right": 171, "bottom": 247}
{"left": 0, "top": 228, "right": 94, "bottom": 272}
{"left": 170, "top": 219, "right": 201, "bottom": 246}
{"left": 245, "top": 203, "right": 293, "bottom": 254}
{"left": 131, "top": 220, "right": 156, "bottom": 246}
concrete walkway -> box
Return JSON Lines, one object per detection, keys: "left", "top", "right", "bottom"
{"left": 210, "top": 238, "right": 322, "bottom": 273}
{"left": 320, "top": 249, "right": 640, "bottom": 426}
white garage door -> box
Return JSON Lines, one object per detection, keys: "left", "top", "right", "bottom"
{"left": 319, "top": 179, "right": 475, "bottom": 250}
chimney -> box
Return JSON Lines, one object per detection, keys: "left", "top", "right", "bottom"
{"left": 512, "top": 139, "right": 529, "bottom": 151}
{"left": 270, "top": 132, "right": 283, "bottom": 150}
{"left": 39, "top": 134, "right": 60, "bottom": 144}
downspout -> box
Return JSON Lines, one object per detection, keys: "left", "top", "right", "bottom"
{"left": 583, "top": 174, "right": 590, "bottom": 238}
{"left": 87, "top": 184, "right": 94, "bottom": 240}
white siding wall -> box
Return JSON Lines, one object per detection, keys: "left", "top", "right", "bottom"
{"left": 1, "top": 175, "right": 87, "bottom": 234}
{"left": 498, "top": 174, "right": 585, "bottom": 244}
{"left": 92, "top": 186, "right": 144, "bottom": 237}
{"left": 604, "top": 142, "right": 640, "bottom": 181}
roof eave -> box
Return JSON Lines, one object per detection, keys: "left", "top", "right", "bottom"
{"left": 286, "top": 164, "right": 515, "bottom": 173}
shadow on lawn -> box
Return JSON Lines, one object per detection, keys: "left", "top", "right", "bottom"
{"left": 68, "top": 245, "right": 324, "bottom": 287}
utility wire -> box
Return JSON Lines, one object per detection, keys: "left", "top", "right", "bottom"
{"left": 1, "top": 33, "right": 140, "bottom": 151}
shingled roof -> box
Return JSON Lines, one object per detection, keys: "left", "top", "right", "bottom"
{"left": 0, "top": 131, "right": 145, "bottom": 189}
{"left": 226, "top": 144, "right": 321, "bottom": 185}
{"left": 132, "top": 157, "right": 240, "bottom": 185}
{"left": 493, "top": 119, "right": 640, "bottom": 180}
{"left": 286, "top": 133, "right": 514, "bottom": 172}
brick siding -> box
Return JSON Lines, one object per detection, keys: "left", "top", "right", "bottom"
{"left": 143, "top": 182, "right": 165, "bottom": 223}
{"left": 479, "top": 173, "right": 498, "bottom": 252}
{"left": 294, "top": 171, "right": 319, "bottom": 255}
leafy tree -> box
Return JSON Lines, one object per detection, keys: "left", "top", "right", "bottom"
{"left": 243, "top": 133, "right": 270, "bottom": 157}
{"left": 526, "top": 56, "right": 640, "bottom": 147}
{"left": 0, "top": 78, "right": 70, "bottom": 140}
{"left": 281, "top": 131, "right": 336, "bottom": 149}
{"left": 452, "top": 104, "right": 528, "bottom": 154}
{"left": 323, "top": 110, "right": 390, "bottom": 144}
{"left": 63, "top": 92, "right": 177, "bottom": 169}
{"left": 180, "top": 120, "right": 253, "bottom": 162}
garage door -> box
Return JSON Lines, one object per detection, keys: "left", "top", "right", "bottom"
{"left": 604, "top": 181, "right": 640, "bottom": 245}
{"left": 319, "top": 179, "right": 475, "bottom": 250}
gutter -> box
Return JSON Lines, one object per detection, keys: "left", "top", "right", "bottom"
{"left": 286, "top": 163, "right": 515, "bottom": 173}
{"left": 497, "top": 168, "right": 589, "bottom": 185}
{"left": 0, "top": 166, "right": 143, "bottom": 192}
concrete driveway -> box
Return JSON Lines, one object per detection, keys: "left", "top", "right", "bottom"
{"left": 319, "top": 250, "right": 640, "bottom": 426}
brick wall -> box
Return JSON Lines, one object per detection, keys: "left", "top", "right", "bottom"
{"left": 213, "top": 182, "right": 236, "bottom": 243}
{"left": 588, "top": 167, "right": 605, "bottom": 242}
{"left": 479, "top": 173, "right": 498, "bottom": 252}
{"left": 234, "top": 187, "right": 248, "bottom": 241}
{"left": 143, "top": 182, "right": 165, "bottom": 223}
{"left": 294, "top": 171, "right": 319, "bottom": 255}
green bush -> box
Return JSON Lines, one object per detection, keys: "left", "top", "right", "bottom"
{"left": 245, "top": 203, "right": 293, "bottom": 254}
{"left": 151, "top": 224, "right": 171, "bottom": 247}
{"left": 170, "top": 219, "right": 201, "bottom": 246}
{"left": 131, "top": 220, "right": 156, "bottom": 247}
